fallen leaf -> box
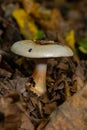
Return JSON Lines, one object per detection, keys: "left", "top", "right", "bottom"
{"left": 65, "top": 30, "right": 75, "bottom": 51}
{"left": 12, "top": 8, "right": 38, "bottom": 39}
{"left": 0, "top": 92, "right": 34, "bottom": 130}
{"left": 44, "top": 84, "right": 87, "bottom": 130}
{"left": 78, "top": 38, "right": 87, "bottom": 54}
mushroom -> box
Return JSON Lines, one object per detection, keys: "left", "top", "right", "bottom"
{"left": 11, "top": 40, "right": 73, "bottom": 96}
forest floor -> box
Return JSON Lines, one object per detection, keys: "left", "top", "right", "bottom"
{"left": 0, "top": 0, "right": 87, "bottom": 130}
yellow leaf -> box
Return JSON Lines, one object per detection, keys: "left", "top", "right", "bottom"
{"left": 65, "top": 30, "right": 80, "bottom": 60}
{"left": 12, "top": 9, "right": 27, "bottom": 28}
{"left": 65, "top": 30, "right": 75, "bottom": 51}
{"left": 65, "top": 30, "right": 76, "bottom": 52}
{"left": 12, "top": 8, "right": 38, "bottom": 39}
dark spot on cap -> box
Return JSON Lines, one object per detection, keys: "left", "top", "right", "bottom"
{"left": 28, "top": 48, "right": 32, "bottom": 52}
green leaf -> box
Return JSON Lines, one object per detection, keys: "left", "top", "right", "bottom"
{"left": 78, "top": 39, "right": 87, "bottom": 54}
{"left": 79, "top": 46, "right": 87, "bottom": 54}
{"left": 35, "top": 30, "right": 44, "bottom": 39}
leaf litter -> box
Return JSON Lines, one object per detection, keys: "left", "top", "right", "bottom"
{"left": 0, "top": 0, "right": 87, "bottom": 130}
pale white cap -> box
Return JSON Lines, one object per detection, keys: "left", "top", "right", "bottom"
{"left": 11, "top": 40, "right": 73, "bottom": 58}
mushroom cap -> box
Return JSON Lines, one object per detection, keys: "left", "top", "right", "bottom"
{"left": 11, "top": 40, "right": 73, "bottom": 58}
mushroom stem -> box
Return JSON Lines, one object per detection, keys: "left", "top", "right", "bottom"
{"left": 32, "top": 59, "right": 47, "bottom": 96}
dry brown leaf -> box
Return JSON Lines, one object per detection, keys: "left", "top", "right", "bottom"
{"left": 22, "top": 0, "right": 34, "bottom": 14}
{"left": 72, "top": 62, "right": 86, "bottom": 91}
{"left": 21, "top": 114, "right": 34, "bottom": 130}
{"left": 0, "top": 68, "right": 12, "bottom": 78}
{"left": 44, "top": 84, "right": 87, "bottom": 130}
{"left": 37, "top": 119, "right": 49, "bottom": 130}
{"left": 0, "top": 93, "right": 34, "bottom": 130}
{"left": 43, "top": 102, "right": 57, "bottom": 115}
